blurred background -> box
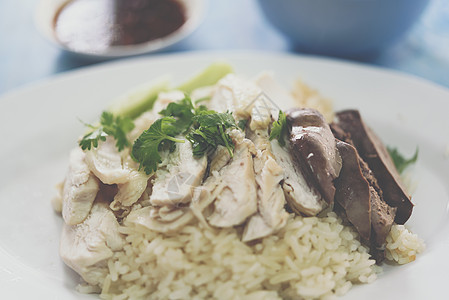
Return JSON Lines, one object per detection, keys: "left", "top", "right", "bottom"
{"left": 1, "top": 0, "right": 448, "bottom": 95}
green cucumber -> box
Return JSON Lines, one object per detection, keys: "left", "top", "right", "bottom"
{"left": 176, "top": 62, "right": 233, "bottom": 94}
{"left": 109, "top": 62, "right": 233, "bottom": 119}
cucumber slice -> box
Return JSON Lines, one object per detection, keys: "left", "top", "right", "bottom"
{"left": 108, "top": 62, "right": 233, "bottom": 119}
{"left": 109, "top": 77, "right": 171, "bottom": 119}
{"left": 176, "top": 62, "right": 233, "bottom": 94}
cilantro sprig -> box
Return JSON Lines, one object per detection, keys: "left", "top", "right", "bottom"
{"left": 132, "top": 97, "right": 239, "bottom": 174}
{"left": 387, "top": 147, "right": 418, "bottom": 174}
{"left": 131, "top": 117, "right": 185, "bottom": 174}
{"left": 159, "top": 96, "right": 195, "bottom": 134}
{"left": 187, "top": 111, "right": 238, "bottom": 157}
{"left": 269, "top": 110, "right": 288, "bottom": 146}
{"left": 79, "top": 111, "right": 135, "bottom": 151}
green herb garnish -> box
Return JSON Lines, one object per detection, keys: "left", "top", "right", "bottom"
{"left": 387, "top": 147, "right": 418, "bottom": 174}
{"left": 159, "top": 95, "right": 196, "bottom": 134}
{"left": 79, "top": 111, "right": 135, "bottom": 151}
{"left": 129, "top": 94, "right": 240, "bottom": 173}
{"left": 131, "top": 117, "right": 185, "bottom": 175}
{"left": 238, "top": 119, "right": 248, "bottom": 131}
{"left": 187, "top": 111, "right": 238, "bottom": 158}
{"left": 269, "top": 110, "right": 288, "bottom": 146}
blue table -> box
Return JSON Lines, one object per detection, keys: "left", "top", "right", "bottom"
{"left": 1, "top": 0, "right": 448, "bottom": 95}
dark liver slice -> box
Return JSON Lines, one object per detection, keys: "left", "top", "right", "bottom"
{"left": 335, "top": 110, "right": 413, "bottom": 224}
{"left": 334, "top": 139, "right": 397, "bottom": 263}
{"left": 286, "top": 108, "right": 341, "bottom": 206}
{"left": 334, "top": 141, "right": 372, "bottom": 243}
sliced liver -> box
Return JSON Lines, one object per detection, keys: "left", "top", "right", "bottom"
{"left": 335, "top": 110, "right": 413, "bottom": 224}
{"left": 286, "top": 108, "right": 342, "bottom": 206}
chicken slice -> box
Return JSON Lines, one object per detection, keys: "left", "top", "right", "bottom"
{"left": 150, "top": 141, "right": 208, "bottom": 206}
{"left": 62, "top": 148, "right": 100, "bottom": 225}
{"left": 271, "top": 140, "right": 326, "bottom": 216}
{"left": 126, "top": 186, "right": 214, "bottom": 233}
{"left": 243, "top": 151, "right": 288, "bottom": 242}
{"left": 242, "top": 105, "right": 288, "bottom": 241}
{"left": 84, "top": 137, "right": 131, "bottom": 185}
{"left": 60, "top": 201, "right": 124, "bottom": 285}
{"left": 207, "top": 130, "right": 258, "bottom": 227}
{"left": 125, "top": 205, "right": 194, "bottom": 233}
{"left": 208, "top": 74, "right": 261, "bottom": 120}
{"left": 209, "top": 145, "right": 232, "bottom": 173}
{"left": 111, "top": 170, "right": 151, "bottom": 210}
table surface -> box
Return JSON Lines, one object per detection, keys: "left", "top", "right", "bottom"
{"left": 1, "top": 0, "right": 449, "bottom": 96}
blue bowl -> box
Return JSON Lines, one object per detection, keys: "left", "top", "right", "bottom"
{"left": 257, "top": 0, "right": 430, "bottom": 58}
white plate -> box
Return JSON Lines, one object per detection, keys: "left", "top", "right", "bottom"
{"left": 1, "top": 51, "right": 448, "bottom": 299}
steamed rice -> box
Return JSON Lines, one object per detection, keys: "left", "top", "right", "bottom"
{"left": 76, "top": 212, "right": 384, "bottom": 299}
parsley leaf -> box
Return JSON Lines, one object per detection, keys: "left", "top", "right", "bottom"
{"left": 79, "top": 111, "right": 135, "bottom": 151}
{"left": 238, "top": 119, "right": 248, "bottom": 131}
{"left": 159, "top": 95, "right": 195, "bottom": 134}
{"left": 269, "top": 110, "right": 288, "bottom": 146}
{"left": 387, "top": 147, "right": 418, "bottom": 174}
{"left": 187, "top": 111, "right": 238, "bottom": 157}
{"left": 132, "top": 117, "right": 185, "bottom": 175}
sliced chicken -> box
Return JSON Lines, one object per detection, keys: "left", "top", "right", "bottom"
{"left": 126, "top": 205, "right": 194, "bottom": 233}
{"left": 242, "top": 106, "right": 288, "bottom": 242}
{"left": 52, "top": 182, "right": 64, "bottom": 213}
{"left": 208, "top": 74, "right": 261, "bottom": 120}
{"left": 254, "top": 71, "right": 297, "bottom": 112}
{"left": 271, "top": 140, "right": 326, "bottom": 216}
{"left": 62, "top": 148, "right": 100, "bottom": 225}
{"left": 84, "top": 137, "right": 131, "bottom": 185}
{"left": 126, "top": 186, "right": 214, "bottom": 233}
{"left": 60, "top": 201, "right": 124, "bottom": 285}
{"left": 150, "top": 141, "right": 208, "bottom": 206}
{"left": 209, "top": 145, "right": 232, "bottom": 173}
{"left": 243, "top": 151, "right": 288, "bottom": 242}
{"left": 111, "top": 170, "right": 151, "bottom": 210}
{"left": 207, "top": 130, "right": 258, "bottom": 227}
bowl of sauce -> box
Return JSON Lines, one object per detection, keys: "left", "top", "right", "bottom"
{"left": 36, "top": 0, "right": 206, "bottom": 57}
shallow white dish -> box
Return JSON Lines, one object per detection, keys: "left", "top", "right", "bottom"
{"left": 0, "top": 51, "right": 448, "bottom": 299}
{"left": 35, "top": 0, "right": 206, "bottom": 58}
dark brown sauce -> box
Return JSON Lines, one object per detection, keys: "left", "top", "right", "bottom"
{"left": 53, "top": 0, "right": 186, "bottom": 53}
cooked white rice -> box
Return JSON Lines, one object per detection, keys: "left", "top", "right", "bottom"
{"left": 75, "top": 212, "right": 386, "bottom": 299}
{"left": 290, "top": 79, "right": 334, "bottom": 123}
{"left": 385, "top": 225, "right": 425, "bottom": 265}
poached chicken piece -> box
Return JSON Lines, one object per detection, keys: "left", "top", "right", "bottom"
{"left": 242, "top": 99, "right": 289, "bottom": 242}
{"left": 60, "top": 201, "right": 124, "bottom": 285}
{"left": 62, "top": 148, "right": 99, "bottom": 225}
{"left": 149, "top": 141, "right": 207, "bottom": 206}
{"left": 207, "top": 130, "right": 258, "bottom": 227}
